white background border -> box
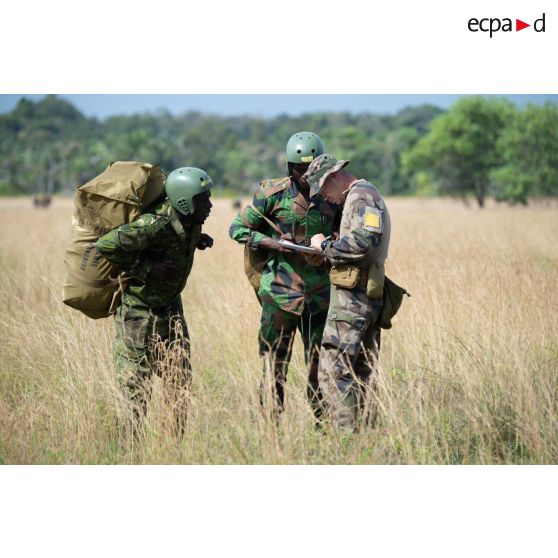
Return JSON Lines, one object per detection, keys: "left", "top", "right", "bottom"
{"left": 1, "top": 1, "right": 556, "bottom": 93}
{"left": 1, "top": 1, "right": 556, "bottom": 556}
{"left": 1, "top": 466, "right": 556, "bottom": 557}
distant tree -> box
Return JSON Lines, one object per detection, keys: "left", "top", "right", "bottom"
{"left": 491, "top": 103, "right": 558, "bottom": 204}
{"left": 393, "top": 104, "right": 443, "bottom": 134}
{"left": 402, "top": 97, "right": 514, "bottom": 207}
{"left": 0, "top": 95, "right": 97, "bottom": 194}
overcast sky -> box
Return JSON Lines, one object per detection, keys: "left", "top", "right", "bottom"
{"left": 1, "top": 94, "right": 557, "bottom": 119}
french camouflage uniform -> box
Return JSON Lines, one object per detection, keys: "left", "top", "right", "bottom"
{"left": 95, "top": 199, "right": 200, "bottom": 416}
{"left": 229, "top": 177, "right": 338, "bottom": 417}
{"left": 308, "top": 158, "right": 391, "bottom": 430}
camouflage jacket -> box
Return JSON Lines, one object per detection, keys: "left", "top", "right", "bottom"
{"left": 323, "top": 179, "right": 391, "bottom": 268}
{"left": 229, "top": 177, "right": 338, "bottom": 315}
{"left": 95, "top": 200, "right": 201, "bottom": 309}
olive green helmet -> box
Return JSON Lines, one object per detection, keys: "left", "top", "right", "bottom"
{"left": 285, "top": 132, "right": 324, "bottom": 164}
{"left": 165, "top": 167, "right": 213, "bottom": 216}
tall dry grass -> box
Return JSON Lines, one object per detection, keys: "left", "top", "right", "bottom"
{"left": 0, "top": 197, "right": 556, "bottom": 464}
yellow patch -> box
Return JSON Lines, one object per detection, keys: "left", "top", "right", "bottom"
{"left": 300, "top": 155, "right": 314, "bottom": 163}
{"left": 365, "top": 212, "right": 380, "bottom": 229}
{"left": 200, "top": 179, "right": 209, "bottom": 188}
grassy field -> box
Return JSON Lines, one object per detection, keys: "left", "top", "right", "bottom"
{"left": 0, "top": 196, "right": 557, "bottom": 464}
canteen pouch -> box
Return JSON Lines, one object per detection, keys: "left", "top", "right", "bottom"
{"left": 366, "top": 262, "right": 385, "bottom": 299}
{"left": 329, "top": 264, "right": 360, "bottom": 289}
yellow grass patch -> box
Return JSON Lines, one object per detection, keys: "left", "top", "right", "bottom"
{"left": 0, "top": 197, "right": 556, "bottom": 463}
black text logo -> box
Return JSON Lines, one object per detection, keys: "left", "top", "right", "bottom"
{"left": 468, "top": 13, "right": 546, "bottom": 37}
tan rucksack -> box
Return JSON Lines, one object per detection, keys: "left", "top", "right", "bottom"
{"left": 62, "top": 161, "right": 166, "bottom": 319}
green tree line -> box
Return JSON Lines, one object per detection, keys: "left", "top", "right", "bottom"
{"left": 1, "top": 95, "right": 557, "bottom": 205}
{"left": 402, "top": 97, "right": 558, "bottom": 206}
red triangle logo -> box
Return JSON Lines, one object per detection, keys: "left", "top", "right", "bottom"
{"left": 516, "top": 19, "right": 530, "bottom": 31}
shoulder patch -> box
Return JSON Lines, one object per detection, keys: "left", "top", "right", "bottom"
{"left": 260, "top": 177, "right": 290, "bottom": 198}
{"left": 363, "top": 207, "right": 382, "bottom": 234}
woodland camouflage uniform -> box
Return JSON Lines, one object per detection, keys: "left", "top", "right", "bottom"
{"left": 229, "top": 177, "right": 338, "bottom": 417}
{"left": 95, "top": 199, "right": 200, "bottom": 413}
{"left": 306, "top": 155, "right": 391, "bottom": 430}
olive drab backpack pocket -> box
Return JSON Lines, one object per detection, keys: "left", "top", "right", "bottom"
{"left": 62, "top": 161, "right": 166, "bottom": 319}
{"left": 377, "top": 276, "right": 410, "bottom": 329}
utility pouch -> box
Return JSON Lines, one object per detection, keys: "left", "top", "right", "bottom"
{"left": 366, "top": 262, "right": 385, "bottom": 299}
{"left": 329, "top": 264, "right": 360, "bottom": 289}
{"left": 377, "top": 276, "right": 410, "bottom": 329}
{"left": 242, "top": 204, "right": 281, "bottom": 299}
{"left": 244, "top": 245, "right": 270, "bottom": 292}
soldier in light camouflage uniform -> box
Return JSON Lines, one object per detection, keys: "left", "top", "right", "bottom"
{"left": 306, "top": 154, "right": 391, "bottom": 430}
{"left": 229, "top": 132, "right": 339, "bottom": 420}
{"left": 95, "top": 167, "right": 214, "bottom": 427}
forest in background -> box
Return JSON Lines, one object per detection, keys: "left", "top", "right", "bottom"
{"left": 1, "top": 95, "right": 557, "bottom": 206}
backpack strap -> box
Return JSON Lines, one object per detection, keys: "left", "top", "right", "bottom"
{"left": 248, "top": 204, "right": 282, "bottom": 236}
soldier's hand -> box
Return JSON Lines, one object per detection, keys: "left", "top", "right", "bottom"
{"left": 280, "top": 232, "right": 295, "bottom": 242}
{"left": 150, "top": 259, "right": 174, "bottom": 280}
{"left": 258, "top": 237, "right": 293, "bottom": 253}
{"left": 310, "top": 233, "right": 326, "bottom": 251}
{"left": 197, "top": 233, "right": 214, "bottom": 250}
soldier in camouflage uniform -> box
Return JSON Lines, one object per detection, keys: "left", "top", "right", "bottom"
{"left": 306, "top": 154, "right": 391, "bottom": 430}
{"left": 229, "top": 132, "right": 338, "bottom": 420}
{"left": 95, "top": 167, "right": 214, "bottom": 427}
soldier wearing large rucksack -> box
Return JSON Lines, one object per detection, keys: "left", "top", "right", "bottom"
{"left": 64, "top": 162, "right": 214, "bottom": 429}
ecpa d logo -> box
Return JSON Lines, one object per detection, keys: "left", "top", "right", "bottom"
{"left": 468, "top": 13, "right": 546, "bottom": 37}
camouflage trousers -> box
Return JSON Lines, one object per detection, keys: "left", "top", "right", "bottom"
{"left": 318, "top": 285, "right": 383, "bottom": 430}
{"left": 114, "top": 296, "right": 191, "bottom": 429}
{"left": 259, "top": 301, "right": 328, "bottom": 420}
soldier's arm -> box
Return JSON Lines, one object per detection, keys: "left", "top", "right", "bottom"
{"left": 95, "top": 214, "right": 166, "bottom": 280}
{"left": 323, "top": 189, "right": 384, "bottom": 265}
{"left": 228, "top": 191, "right": 273, "bottom": 248}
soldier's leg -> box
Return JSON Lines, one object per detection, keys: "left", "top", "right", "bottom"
{"left": 354, "top": 321, "right": 382, "bottom": 427}
{"left": 114, "top": 301, "right": 155, "bottom": 417}
{"left": 150, "top": 298, "right": 191, "bottom": 382}
{"left": 317, "top": 287, "right": 371, "bottom": 430}
{"left": 298, "top": 307, "right": 328, "bottom": 420}
{"left": 258, "top": 302, "right": 299, "bottom": 416}
{"left": 318, "top": 319, "right": 366, "bottom": 429}
{"left": 166, "top": 299, "right": 191, "bottom": 433}
{"left": 150, "top": 298, "right": 192, "bottom": 434}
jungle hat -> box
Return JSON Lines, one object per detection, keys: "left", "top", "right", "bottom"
{"left": 303, "top": 153, "right": 350, "bottom": 197}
